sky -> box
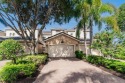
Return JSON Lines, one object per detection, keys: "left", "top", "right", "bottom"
{"left": 0, "top": 0, "right": 125, "bottom": 34}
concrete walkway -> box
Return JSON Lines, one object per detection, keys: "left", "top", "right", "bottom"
{"left": 0, "top": 60, "right": 11, "bottom": 69}
{"left": 34, "top": 58, "right": 125, "bottom": 83}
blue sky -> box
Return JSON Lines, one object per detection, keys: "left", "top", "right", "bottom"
{"left": 0, "top": 0, "right": 125, "bottom": 34}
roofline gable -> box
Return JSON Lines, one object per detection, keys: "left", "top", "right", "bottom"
{"left": 44, "top": 32, "right": 80, "bottom": 42}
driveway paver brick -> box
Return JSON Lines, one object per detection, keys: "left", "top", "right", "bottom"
{"left": 34, "top": 58, "right": 125, "bottom": 83}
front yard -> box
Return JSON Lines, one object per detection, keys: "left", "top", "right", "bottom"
{"left": 0, "top": 54, "right": 47, "bottom": 83}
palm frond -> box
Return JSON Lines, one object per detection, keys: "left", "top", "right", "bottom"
{"left": 99, "top": 3, "right": 114, "bottom": 14}
{"left": 76, "top": 19, "right": 84, "bottom": 38}
{"left": 0, "top": 18, "right": 7, "bottom": 26}
{"left": 102, "top": 16, "right": 119, "bottom": 32}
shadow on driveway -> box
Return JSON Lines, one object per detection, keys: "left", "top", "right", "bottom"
{"left": 34, "top": 58, "right": 125, "bottom": 83}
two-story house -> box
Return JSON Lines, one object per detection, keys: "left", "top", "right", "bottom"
{"left": 0, "top": 28, "right": 91, "bottom": 57}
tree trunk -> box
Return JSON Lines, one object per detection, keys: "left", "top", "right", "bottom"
{"left": 31, "top": 44, "right": 36, "bottom": 55}
{"left": 83, "top": 23, "right": 87, "bottom": 55}
{"left": 89, "top": 16, "right": 93, "bottom": 55}
{"left": 31, "top": 37, "right": 36, "bottom": 55}
{"left": 12, "top": 57, "right": 16, "bottom": 64}
{"left": 31, "top": 47, "right": 35, "bottom": 55}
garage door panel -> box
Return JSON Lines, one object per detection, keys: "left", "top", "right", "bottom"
{"left": 48, "top": 45, "right": 75, "bottom": 57}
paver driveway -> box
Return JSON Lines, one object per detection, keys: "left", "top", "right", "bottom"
{"left": 34, "top": 58, "right": 125, "bottom": 83}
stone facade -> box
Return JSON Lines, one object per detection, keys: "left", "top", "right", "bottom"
{"left": 45, "top": 34, "right": 79, "bottom": 45}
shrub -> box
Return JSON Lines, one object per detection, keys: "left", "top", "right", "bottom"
{"left": 0, "top": 54, "right": 47, "bottom": 82}
{"left": 17, "top": 55, "right": 47, "bottom": 65}
{"left": 0, "top": 63, "right": 36, "bottom": 83}
{"left": 16, "top": 59, "right": 32, "bottom": 64}
{"left": 86, "top": 55, "right": 125, "bottom": 74}
{"left": 0, "top": 55, "right": 3, "bottom": 61}
{"left": 0, "top": 39, "right": 23, "bottom": 64}
{"left": 75, "top": 50, "right": 85, "bottom": 59}
{"left": 114, "top": 54, "right": 125, "bottom": 60}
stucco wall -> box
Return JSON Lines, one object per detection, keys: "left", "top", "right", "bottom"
{"left": 6, "top": 30, "right": 19, "bottom": 37}
{"left": 78, "top": 44, "right": 103, "bottom": 56}
{"left": 5, "top": 29, "right": 39, "bottom": 39}
{"left": 78, "top": 44, "right": 91, "bottom": 54}
{"left": 91, "top": 49, "right": 103, "bottom": 56}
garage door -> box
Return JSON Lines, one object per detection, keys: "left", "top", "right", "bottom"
{"left": 48, "top": 44, "right": 75, "bottom": 57}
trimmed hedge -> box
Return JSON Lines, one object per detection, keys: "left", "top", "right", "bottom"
{"left": 16, "top": 54, "right": 47, "bottom": 65}
{"left": 75, "top": 50, "right": 85, "bottom": 59}
{"left": 0, "top": 64, "right": 36, "bottom": 83}
{"left": 86, "top": 56, "right": 125, "bottom": 74}
{"left": 22, "top": 55, "right": 47, "bottom": 65}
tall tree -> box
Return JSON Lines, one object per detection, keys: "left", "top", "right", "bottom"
{"left": 117, "top": 3, "right": 125, "bottom": 31}
{"left": 76, "top": 0, "right": 90, "bottom": 55}
{"left": 76, "top": 0, "right": 118, "bottom": 55}
{"left": 92, "top": 31, "right": 115, "bottom": 57}
{"left": 92, "top": 30, "right": 125, "bottom": 59}
{"left": 0, "top": 0, "right": 77, "bottom": 54}
{"left": 88, "top": 1, "right": 118, "bottom": 54}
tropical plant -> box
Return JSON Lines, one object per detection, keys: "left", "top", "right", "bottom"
{"left": 76, "top": 0, "right": 91, "bottom": 55}
{"left": 92, "top": 31, "right": 116, "bottom": 57}
{"left": 0, "top": 39, "right": 23, "bottom": 64}
{"left": 75, "top": 0, "right": 118, "bottom": 55}
{"left": 117, "top": 3, "right": 125, "bottom": 31}
{"left": 91, "top": 30, "right": 125, "bottom": 59}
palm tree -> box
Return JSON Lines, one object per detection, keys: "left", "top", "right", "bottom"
{"left": 88, "top": 1, "right": 118, "bottom": 54}
{"left": 0, "top": 18, "right": 7, "bottom": 26}
{"left": 76, "top": 0, "right": 118, "bottom": 55}
{"left": 76, "top": 0, "right": 90, "bottom": 55}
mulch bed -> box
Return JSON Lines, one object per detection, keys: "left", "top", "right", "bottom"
{"left": 83, "top": 59, "right": 125, "bottom": 80}
{"left": 14, "top": 64, "right": 44, "bottom": 83}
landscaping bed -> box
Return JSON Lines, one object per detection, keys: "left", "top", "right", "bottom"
{"left": 86, "top": 56, "right": 125, "bottom": 74}
{"left": 75, "top": 50, "right": 125, "bottom": 79}
{"left": 0, "top": 54, "right": 47, "bottom": 83}
{"left": 84, "top": 56, "right": 125, "bottom": 79}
